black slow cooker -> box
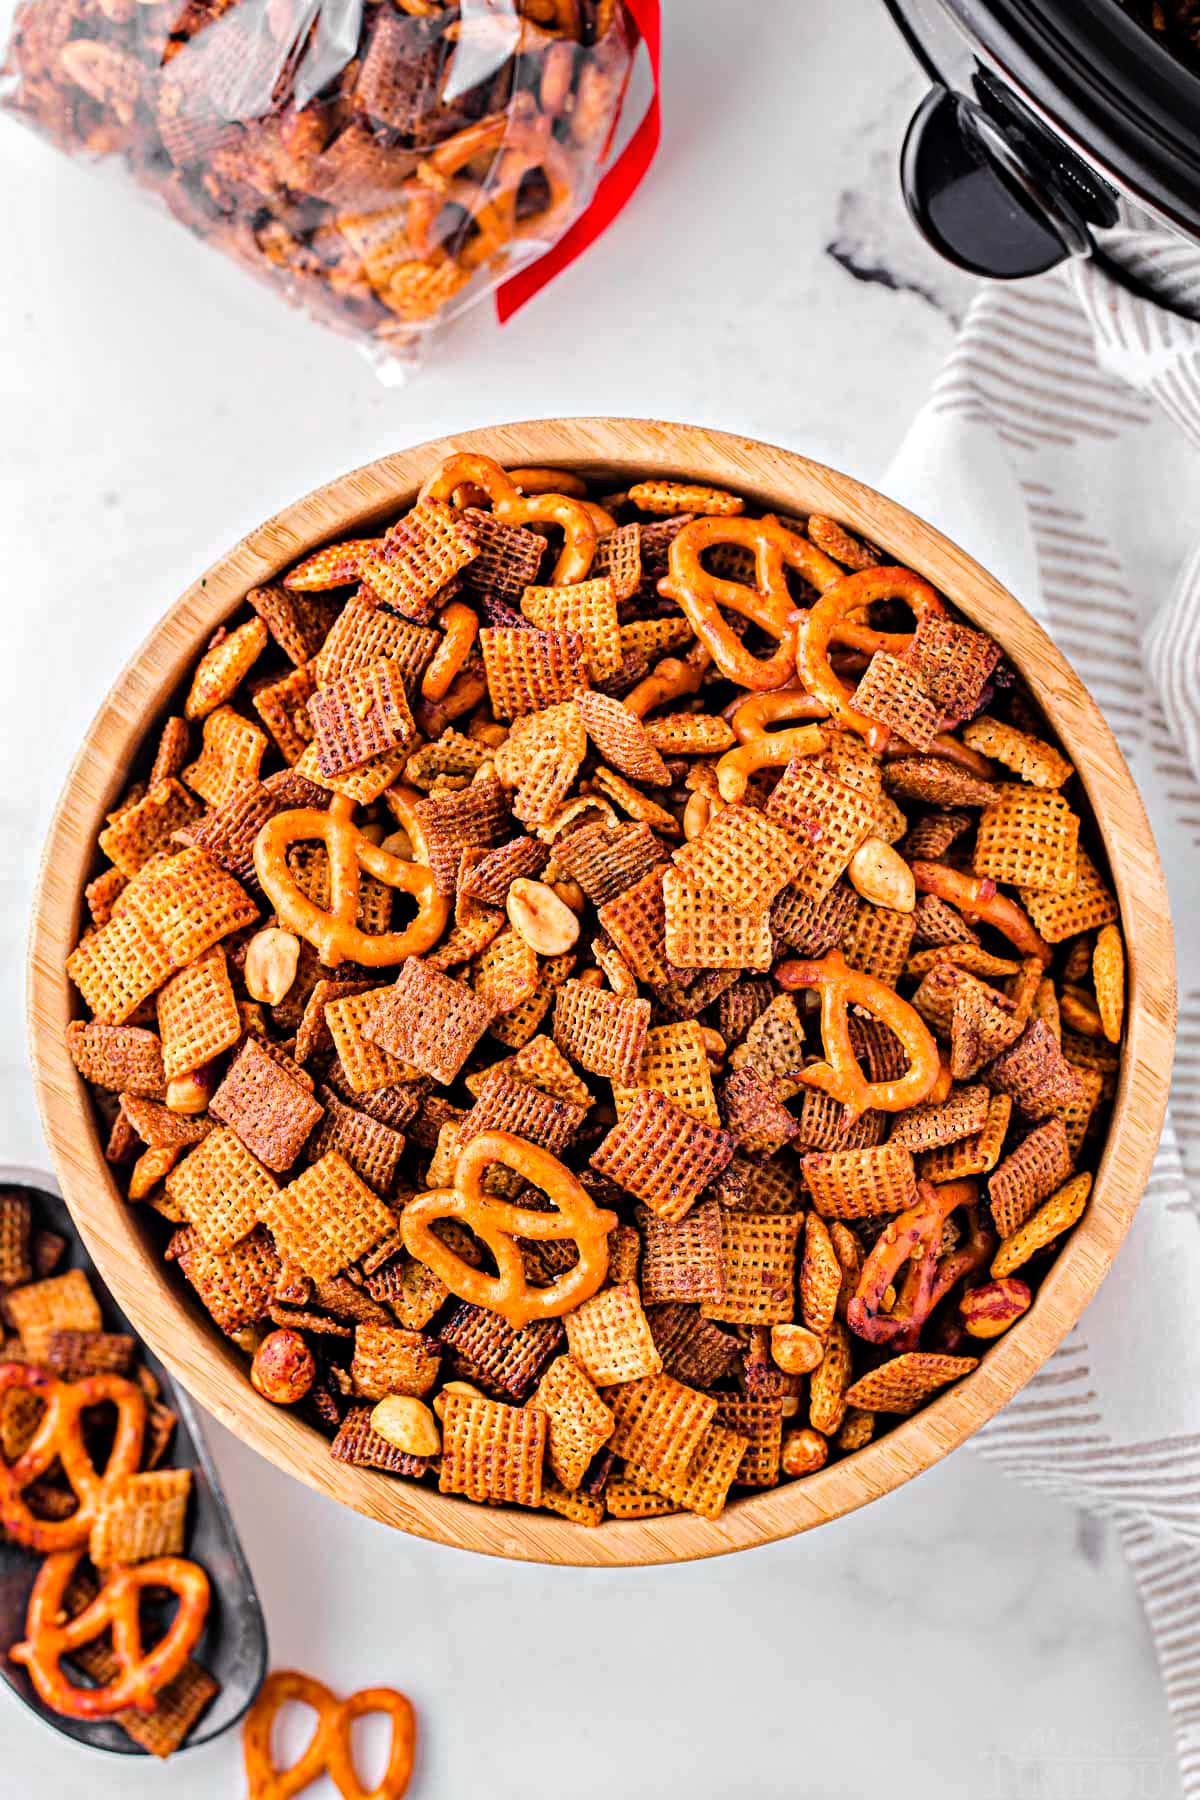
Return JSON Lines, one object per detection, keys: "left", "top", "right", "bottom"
{"left": 885, "top": 0, "right": 1200, "bottom": 283}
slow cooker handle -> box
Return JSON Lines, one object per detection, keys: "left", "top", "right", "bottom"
{"left": 901, "top": 84, "right": 1093, "bottom": 279}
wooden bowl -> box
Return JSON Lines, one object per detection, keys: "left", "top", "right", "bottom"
{"left": 27, "top": 419, "right": 1176, "bottom": 1566}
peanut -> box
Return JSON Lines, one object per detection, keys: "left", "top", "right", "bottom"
{"left": 244, "top": 926, "right": 301, "bottom": 1006}
{"left": 507, "top": 877, "right": 580, "bottom": 956}
{"left": 251, "top": 1328, "right": 316, "bottom": 1404}
{"left": 371, "top": 1395, "right": 442, "bottom": 1458}
{"left": 432, "top": 1380, "right": 484, "bottom": 1421}
{"left": 848, "top": 836, "right": 915, "bottom": 912}
{"left": 166, "top": 1064, "right": 216, "bottom": 1114}
{"left": 781, "top": 1428, "right": 829, "bottom": 1477}
{"left": 960, "top": 1277, "right": 1031, "bottom": 1339}
{"left": 769, "top": 1323, "right": 824, "bottom": 1376}
{"left": 357, "top": 821, "right": 386, "bottom": 846}
{"left": 380, "top": 826, "right": 414, "bottom": 860}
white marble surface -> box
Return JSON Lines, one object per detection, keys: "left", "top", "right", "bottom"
{"left": 0, "top": 0, "right": 1182, "bottom": 1793}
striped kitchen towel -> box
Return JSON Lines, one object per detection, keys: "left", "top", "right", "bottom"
{"left": 885, "top": 239, "right": 1200, "bottom": 1798}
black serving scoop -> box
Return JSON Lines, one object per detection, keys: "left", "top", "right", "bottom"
{"left": 0, "top": 1171, "right": 268, "bottom": 1754}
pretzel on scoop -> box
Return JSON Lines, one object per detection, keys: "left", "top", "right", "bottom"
{"left": 795, "top": 567, "right": 945, "bottom": 748}
{"left": 0, "top": 1364, "right": 145, "bottom": 1551}
{"left": 910, "top": 860, "right": 1050, "bottom": 963}
{"left": 254, "top": 791, "right": 450, "bottom": 969}
{"left": 243, "top": 1669, "right": 416, "bottom": 1800}
{"left": 775, "top": 948, "right": 940, "bottom": 1120}
{"left": 420, "top": 451, "right": 596, "bottom": 584}
{"left": 400, "top": 1130, "right": 618, "bottom": 1327}
{"left": 659, "top": 516, "right": 843, "bottom": 691}
{"left": 11, "top": 1546, "right": 209, "bottom": 1717}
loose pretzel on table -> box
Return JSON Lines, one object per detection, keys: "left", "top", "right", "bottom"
{"left": 795, "top": 566, "right": 945, "bottom": 748}
{"left": 400, "top": 1130, "right": 618, "bottom": 1328}
{"left": 420, "top": 451, "right": 596, "bottom": 585}
{"left": 243, "top": 1669, "right": 416, "bottom": 1800}
{"left": 658, "top": 516, "right": 843, "bottom": 691}
{"left": 0, "top": 1364, "right": 145, "bottom": 1552}
{"left": 254, "top": 790, "right": 450, "bottom": 969}
{"left": 775, "top": 949, "right": 941, "bottom": 1121}
{"left": 10, "top": 1546, "right": 210, "bottom": 1718}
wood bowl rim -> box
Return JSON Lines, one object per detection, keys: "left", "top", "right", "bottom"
{"left": 27, "top": 417, "right": 1177, "bottom": 1567}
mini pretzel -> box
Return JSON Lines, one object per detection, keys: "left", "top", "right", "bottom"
{"left": 716, "top": 723, "right": 825, "bottom": 802}
{"left": 884, "top": 733, "right": 995, "bottom": 778}
{"left": 11, "top": 1547, "right": 210, "bottom": 1717}
{"left": 401, "top": 1130, "right": 618, "bottom": 1327}
{"left": 910, "top": 861, "right": 1051, "bottom": 963}
{"left": 254, "top": 791, "right": 450, "bottom": 969}
{"left": 726, "top": 688, "right": 828, "bottom": 739}
{"left": 624, "top": 640, "right": 712, "bottom": 718}
{"left": 244, "top": 1669, "right": 416, "bottom": 1800}
{"left": 796, "top": 567, "right": 945, "bottom": 747}
{"left": 420, "top": 451, "right": 596, "bottom": 584}
{"left": 0, "top": 1364, "right": 145, "bottom": 1552}
{"left": 405, "top": 96, "right": 577, "bottom": 278}
{"left": 847, "top": 1179, "right": 982, "bottom": 1351}
{"left": 775, "top": 948, "right": 940, "bottom": 1120}
{"left": 414, "top": 667, "right": 488, "bottom": 739}
{"left": 421, "top": 600, "right": 479, "bottom": 703}
{"left": 659, "top": 516, "right": 843, "bottom": 691}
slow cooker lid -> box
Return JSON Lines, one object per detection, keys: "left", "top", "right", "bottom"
{"left": 934, "top": 0, "right": 1200, "bottom": 233}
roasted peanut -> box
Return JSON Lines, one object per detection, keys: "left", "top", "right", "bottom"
{"left": 371, "top": 1396, "right": 442, "bottom": 1458}
{"left": 769, "top": 1323, "right": 825, "bottom": 1376}
{"left": 848, "top": 836, "right": 916, "bottom": 912}
{"left": 166, "top": 1064, "right": 217, "bottom": 1114}
{"left": 250, "top": 1328, "right": 315, "bottom": 1404}
{"left": 432, "top": 1380, "right": 484, "bottom": 1422}
{"left": 781, "top": 1428, "right": 829, "bottom": 1477}
{"left": 380, "top": 826, "right": 414, "bottom": 860}
{"left": 960, "top": 1277, "right": 1031, "bottom": 1339}
{"left": 507, "top": 877, "right": 580, "bottom": 956}
{"left": 244, "top": 926, "right": 301, "bottom": 1006}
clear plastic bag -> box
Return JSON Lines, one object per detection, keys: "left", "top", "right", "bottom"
{"left": 1, "top": 0, "right": 639, "bottom": 378}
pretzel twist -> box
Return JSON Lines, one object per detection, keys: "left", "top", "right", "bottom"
{"left": 624, "top": 640, "right": 712, "bottom": 719}
{"left": 659, "top": 516, "right": 843, "bottom": 691}
{"left": 400, "top": 1130, "right": 618, "bottom": 1327}
{"left": 716, "top": 723, "right": 825, "bottom": 802}
{"left": 910, "top": 860, "right": 1051, "bottom": 963}
{"left": 795, "top": 566, "right": 945, "bottom": 748}
{"left": 11, "top": 1547, "right": 209, "bottom": 1717}
{"left": 774, "top": 948, "right": 940, "bottom": 1120}
{"left": 419, "top": 451, "right": 595, "bottom": 584}
{"left": 0, "top": 1364, "right": 145, "bottom": 1551}
{"left": 254, "top": 791, "right": 450, "bottom": 969}
{"left": 421, "top": 600, "right": 479, "bottom": 703}
{"left": 726, "top": 688, "right": 828, "bottom": 739}
{"left": 846, "top": 1179, "right": 983, "bottom": 1351}
{"left": 405, "top": 96, "right": 577, "bottom": 280}
{"left": 244, "top": 1669, "right": 416, "bottom": 1800}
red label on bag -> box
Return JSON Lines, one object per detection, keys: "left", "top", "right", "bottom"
{"left": 494, "top": 0, "right": 662, "bottom": 323}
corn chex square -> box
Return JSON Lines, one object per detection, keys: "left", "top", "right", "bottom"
{"left": 260, "top": 1151, "right": 396, "bottom": 1282}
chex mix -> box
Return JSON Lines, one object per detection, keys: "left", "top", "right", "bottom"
{"left": 0, "top": 1186, "right": 216, "bottom": 1752}
{"left": 0, "top": 0, "right": 633, "bottom": 365}
{"left": 62, "top": 450, "right": 1126, "bottom": 1528}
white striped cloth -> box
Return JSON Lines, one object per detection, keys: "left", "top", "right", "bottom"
{"left": 884, "top": 238, "right": 1200, "bottom": 1798}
